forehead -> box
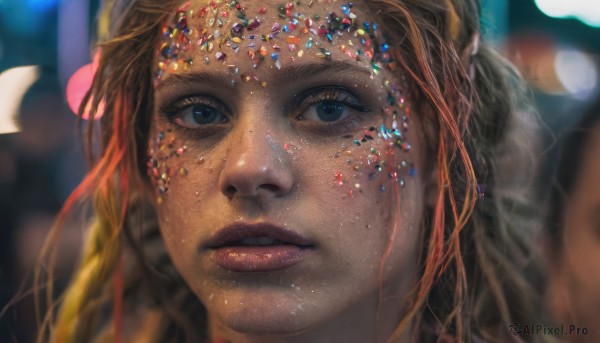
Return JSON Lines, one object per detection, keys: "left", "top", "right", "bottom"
{"left": 154, "top": 0, "right": 396, "bottom": 86}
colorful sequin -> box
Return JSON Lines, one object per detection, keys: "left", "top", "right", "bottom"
{"left": 153, "top": 1, "right": 416, "bottom": 199}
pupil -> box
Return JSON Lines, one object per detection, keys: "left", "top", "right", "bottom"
{"left": 192, "top": 105, "right": 218, "bottom": 124}
{"left": 317, "top": 101, "right": 345, "bottom": 121}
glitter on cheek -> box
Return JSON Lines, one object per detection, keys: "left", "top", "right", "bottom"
{"left": 146, "top": 125, "right": 191, "bottom": 201}
{"left": 153, "top": 2, "right": 419, "bottom": 197}
{"left": 368, "top": 172, "right": 376, "bottom": 181}
{"left": 338, "top": 55, "right": 418, "bottom": 194}
{"left": 334, "top": 171, "right": 344, "bottom": 186}
{"left": 337, "top": 102, "right": 416, "bottom": 198}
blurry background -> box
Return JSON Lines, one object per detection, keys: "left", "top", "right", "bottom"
{"left": 0, "top": 0, "right": 598, "bottom": 341}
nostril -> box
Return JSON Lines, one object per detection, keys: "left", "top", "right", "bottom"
{"left": 222, "top": 183, "right": 283, "bottom": 199}
{"left": 224, "top": 185, "right": 236, "bottom": 199}
{"left": 260, "top": 184, "right": 280, "bottom": 194}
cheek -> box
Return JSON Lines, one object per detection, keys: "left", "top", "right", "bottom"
{"left": 300, "top": 121, "right": 422, "bottom": 248}
{"left": 319, "top": 116, "right": 418, "bottom": 204}
{"left": 320, "top": 116, "right": 423, "bottom": 271}
{"left": 146, "top": 120, "right": 219, "bottom": 204}
{"left": 146, "top": 122, "right": 189, "bottom": 199}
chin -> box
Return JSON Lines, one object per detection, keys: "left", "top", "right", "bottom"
{"left": 208, "top": 291, "right": 322, "bottom": 335}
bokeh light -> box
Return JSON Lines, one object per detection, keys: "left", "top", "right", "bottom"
{"left": 0, "top": 0, "right": 57, "bottom": 37}
{"left": 0, "top": 65, "right": 40, "bottom": 134}
{"left": 66, "top": 50, "right": 104, "bottom": 120}
{"left": 534, "top": 0, "right": 600, "bottom": 27}
{"left": 26, "top": 0, "right": 61, "bottom": 12}
{"left": 554, "top": 50, "right": 598, "bottom": 100}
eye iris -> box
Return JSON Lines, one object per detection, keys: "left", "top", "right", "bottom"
{"left": 317, "top": 101, "right": 345, "bottom": 121}
{"left": 192, "top": 105, "right": 218, "bottom": 124}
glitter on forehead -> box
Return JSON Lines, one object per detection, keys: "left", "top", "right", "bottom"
{"left": 154, "top": 1, "right": 399, "bottom": 87}
{"left": 154, "top": 1, "right": 417, "bottom": 199}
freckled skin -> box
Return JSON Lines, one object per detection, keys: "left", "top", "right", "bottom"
{"left": 149, "top": 1, "right": 434, "bottom": 342}
{"left": 549, "top": 124, "right": 600, "bottom": 343}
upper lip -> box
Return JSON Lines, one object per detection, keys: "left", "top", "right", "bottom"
{"left": 204, "top": 222, "right": 315, "bottom": 248}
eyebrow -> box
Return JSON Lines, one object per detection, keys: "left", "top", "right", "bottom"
{"left": 276, "top": 61, "right": 372, "bottom": 85}
{"left": 156, "top": 69, "right": 233, "bottom": 91}
{"left": 155, "top": 60, "right": 372, "bottom": 91}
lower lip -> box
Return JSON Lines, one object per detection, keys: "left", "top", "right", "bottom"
{"left": 213, "top": 245, "right": 312, "bottom": 272}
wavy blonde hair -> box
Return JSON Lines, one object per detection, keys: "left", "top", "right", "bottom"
{"left": 32, "top": 0, "right": 548, "bottom": 342}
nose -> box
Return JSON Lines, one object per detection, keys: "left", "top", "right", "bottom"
{"left": 218, "top": 131, "right": 294, "bottom": 200}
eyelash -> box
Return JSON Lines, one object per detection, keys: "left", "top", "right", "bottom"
{"left": 292, "top": 86, "right": 373, "bottom": 135}
{"left": 160, "top": 96, "right": 228, "bottom": 120}
{"left": 158, "top": 87, "right": 373, "bottom": 136}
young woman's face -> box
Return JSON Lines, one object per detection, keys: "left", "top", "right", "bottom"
{"left": 149, "top": 0, "right": 431, "bottom": 337}
{"left": 550, "top": 123, "right": 600, "bottom": 338}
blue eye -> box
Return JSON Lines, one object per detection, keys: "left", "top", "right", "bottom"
{"left": 191, "top": 104, "right": 220, "bottom": 125}
{"left": 316, "top": 101, "right": 346, "bottom": 122}
{"left": 162, "top": 97, "right": 229, "bottom": 129}
{"left": 295, "top": 87, "right": 372, "bottom": 129}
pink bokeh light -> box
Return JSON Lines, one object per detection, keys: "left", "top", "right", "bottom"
{"left": 66, "top": 50, "right": 104, "bottom": 120}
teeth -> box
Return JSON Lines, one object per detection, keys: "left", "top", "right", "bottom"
{"left": 239, "top": 237, "right": 278, "bottom": 246}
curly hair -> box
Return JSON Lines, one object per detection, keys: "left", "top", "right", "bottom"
{"left": 32, "top": 0, "right": 548, "bottom": 342}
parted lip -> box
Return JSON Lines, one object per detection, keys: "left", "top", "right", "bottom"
{"left": 204, "top": 222, "right": 315, "bottom": 249}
